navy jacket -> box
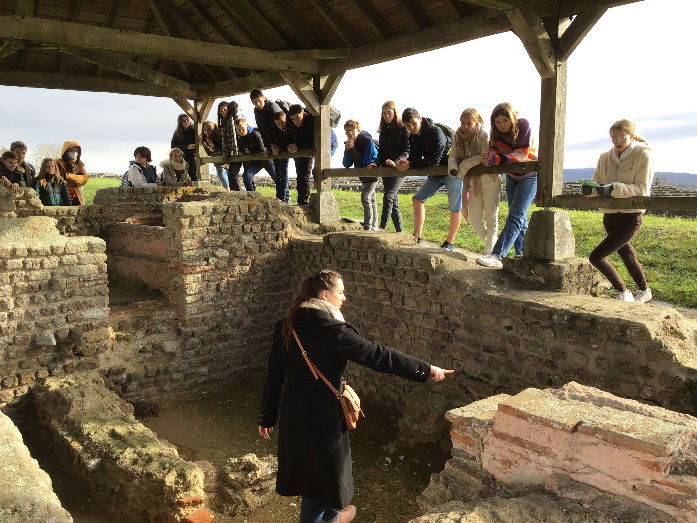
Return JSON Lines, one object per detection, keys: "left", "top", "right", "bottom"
{"left": 290, "top": 110, "right": 315, "bottom": 150}
{"left": 237, "top": 125, "right": 265, "bottom": 155}
{"left": 407, "top": 117, "right": 451, "bottom": 169}
{"left": 342, "top": 131, "right": 378, "bottom": 168}
{"left": 377, "top": 125, "right": 410, "bottom": 166}
{"left": 253, "top": 100, "right": 283, "bottom": 148}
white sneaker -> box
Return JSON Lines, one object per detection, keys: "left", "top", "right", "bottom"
{"left": 635, "top": 288, "right": 653, "bottom": 303}
{"left": 476, "top": 254, "right": 503, "bottom": 269}
{"left": 616, "top": 290, "right": 635, "bottom": 303}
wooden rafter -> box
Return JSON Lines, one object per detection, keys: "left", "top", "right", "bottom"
{"left": 442, "top": 0, "right": 465, "bottom": 18}
{"left": 146, "top": 0, "right": 190, "bottom": 78}
{"left": 60, "top": 49, "right": 194, "bottom": 97}
{"left": 211, "top": 0, "right": 289, "bottom": 50}
{"left": 195, "top": 71, "right": 285, "bottom": 98}
{"left": 393, "top": 0, "right": 423, "bottom": 30}
{"left": 13, "top": 0, "right": 34, "bottom": 16}
{"left": 281, "top": 71, "right": 321, "bottom": 115}
{"left": 178, "top": 0, "right": 243, "bottom": 47}
{"left": 0, "top": 40, "right": 24, "bottom": 59}
{"left": 0, "top": 70, "right": 186, "bottom": 97}
{"left": 173, "top": 98, "right": 196, "bottom": 119}
{"left": 266, "top": 0, "right": 314, "bottom": 48}
{"left": 321, "top": 13, "right": 510, "bottom": 73}
{"left": 0, "top": 16, "right": 322, "bottom": 73}
{"left": 346, "top": 0, "right": 386, "bottom": 39}
{"left": 506, "top": 7, "right": 556, "bottom": 78}
{"left": 317, "top": 72, "right": 345, "bottom": 104}
{"left": 558, "top": 8, "right": 607, "bottom": 61}
{"left": 57, "top": 0, "right": 85, "bottom": 73}
{"left": 461, "top": 0, "right": 640, "bottom": 17}
{"left": 306, "top": 0, "right": 355, "bottom": 47}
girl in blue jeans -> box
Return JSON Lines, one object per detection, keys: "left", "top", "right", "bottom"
{"left": 477, "top": 103, "right": 538, "bottom": 268}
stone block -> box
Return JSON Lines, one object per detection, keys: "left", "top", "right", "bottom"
{"left": 523, "top": 209, "right": 575, "bottom": 261}
{"left": 309, "top": 190, "right": 340, "bottom": 224}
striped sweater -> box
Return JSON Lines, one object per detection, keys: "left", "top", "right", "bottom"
{"left": 487, "top": 117, "right": 537, "bottom": 180}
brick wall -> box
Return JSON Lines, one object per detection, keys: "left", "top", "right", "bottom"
{"left": 289, "top": 232, "right": 697, "bottom": 444}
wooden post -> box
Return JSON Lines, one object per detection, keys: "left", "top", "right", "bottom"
{"left": 194, "top": 98, "right": 215, "bottom": 183}
{"left": 537, "top": 59, "right": 567, "bottom": 206}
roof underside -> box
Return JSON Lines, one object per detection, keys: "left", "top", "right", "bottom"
{"left": 0, "top": 0, "right": 640, "bottom": 99}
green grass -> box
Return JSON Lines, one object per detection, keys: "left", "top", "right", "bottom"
{"left": 83, "top": 178, "right": 696, "bottom": 308}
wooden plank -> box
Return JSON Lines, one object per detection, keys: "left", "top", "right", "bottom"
{"left": 212, "top": 0, "right": 289, "bottom": 50}
{"left": 505, "top": 7, "right": 556, "bottom": 78}
{"left": 461, "top": 0, "right": 638, "bottom": 17}
{"left": 0, "top": 69, "right": 183, "bottom": 97}
{"left": 558, "top": 7, "right": 607, "bottom": 61}
{"left": 0, "top": 40, "right": 24, "bottom": 59}
{"left": 201, "top": 150, "right": 314, "bottom": 165}
{"left": 60, "top": 49, "right": 194, "bottom": 96}
{"left": 13, "top": 0, "right": 34, "bottom": 16}
{"left": 145, "top": 0, "right": 189, "bottom": 78}
{"left": 346, "top": 0, "right": 387, "bottom": 39}
{"left": 306, "top": 0, "right": 356, "bottom": 47}
{"left": 195, "top": 71, "right": 285, "bottom": 98}
{"left": 537, "top": 59, "right": 567, "bottom": 207}
{"left": 0, "top": 15, "right": 321, "bottom": 73}
{"left": 266, "top": 0, "right": 315, "bottom": 48}
{"left": 282, "top": 71, "right": 321, "bottom": 115}
{"left": 318, "top": 71, "right": 345, "bottom": 104}
{"left": 321, "top": 13, "right": 510, "bottom": 73}
{"left": 553, "top": 195, "right": 697, "bottom": 212}
{"left": 323, "top": 161, "right": 538, "bottom": 178}
{"left": 393, "top": 0, "right": 423, "bottom": 29}
{"left": 178, "top": 0, "right": 242, "bottom": 46}
{"left": 173, "top": 98, "right": 196, "bottom": 119}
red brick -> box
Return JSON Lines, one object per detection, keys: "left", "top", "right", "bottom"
{"left": 178, "top": 496, "right": 205, "bottom": 508}
{"left": 182, "top": 508, "right": 215, "bottom": 523}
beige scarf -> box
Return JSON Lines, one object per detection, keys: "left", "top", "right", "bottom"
{"left": 300, "top": 298, "right": 345, "bottom": 322}
{"left": 455, "top": 127, "right": 488, "bottom": 196}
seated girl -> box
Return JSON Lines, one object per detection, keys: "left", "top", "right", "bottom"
{"left": 160, "top": 148, "right": 190, "bottom": 186}
{"left": 121, "top": 146, "right": 158, "bottom": 187}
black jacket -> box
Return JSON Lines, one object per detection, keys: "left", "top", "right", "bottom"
{"left": 259, "top": 308, "right": 430, "bottom": 508}
{"left": 0, "top": 166, "right": 25, "bottom": 186}
{"left": 272, "top": 123, "right": 294, "bottom": 151}
{"left": 407, "top": 117, "right": 451, "bottom": 169}
{"left": 254, "top": 101, "right": 283, "bottom": 148}
{"left": 289, "top": 110, "right": 315, "bottom": 150}
{"left": 237, "top": 126, "right": 266, "bottom": 155}
{"left": 17, "top": 161, "right": 36, "bottom": 187}
{"left": 377, "top": 125, "right": 410, "bottom": 166}
{"left": 171, "top": 126, "right": 197, "bottom": 178}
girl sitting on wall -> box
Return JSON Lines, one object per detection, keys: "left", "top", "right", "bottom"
{"left": 34, "top": 158, "right": 72, "bottom": 206}
{"left": 589, "top": 119, "right": 654, "bottom": 303}
{"left": 160, "top": 148, "right": 190, "bottom": 186}
{"left": 476, "top": 103, "right": 538, "bottom": 268}
{"left": 448, "top": 108, "right": 498, "bottom": 255}
{"left": 367, "top": 101, "right": 409, "bottom": 233}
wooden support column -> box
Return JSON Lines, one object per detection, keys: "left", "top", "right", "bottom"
{"left": 537, "top": 59, "right": 567, "bottom": 206}
{"left": 194, "top": 98, "right": 215, "bottom": 183}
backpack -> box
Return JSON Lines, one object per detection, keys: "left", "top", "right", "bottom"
{"left": 434, "top": 122, "right": 455, "bottom": 142}
{"left": 329, "top": 105, "right": 341, "bottom": 128}
{"left": 275, "top": 99, "right": 291, "bottom": 114}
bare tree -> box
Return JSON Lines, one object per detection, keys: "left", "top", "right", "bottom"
{"left": 30, "top": 143, "right": 63, "bottom": 167}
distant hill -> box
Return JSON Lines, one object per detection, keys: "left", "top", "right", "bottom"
{"left": 564, "top": 168, "right": 697, "bottom": 188}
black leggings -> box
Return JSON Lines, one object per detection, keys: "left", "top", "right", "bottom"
{"left": 589, "top": 212, "right": 647, "bottom": 292}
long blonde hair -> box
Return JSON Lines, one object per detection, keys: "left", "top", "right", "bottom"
{"left": 455, "top": 108, "right": 485, "bottom": 156}
{"left": 38, "top": 158, "right": 63, "bottom": 187}
{"left": 610, "top": 119, "right": 648, "bottom": 144}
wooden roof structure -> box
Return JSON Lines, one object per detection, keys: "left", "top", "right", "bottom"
{"left": 7, "top": 0, "right": 690, "bottom": 220}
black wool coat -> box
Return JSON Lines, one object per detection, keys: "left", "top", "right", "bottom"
{"left": 377, "top": 125, "right": 410, "bottom": 166}
{"left": 259, "top": 307, "right": 431, "bottom": 509}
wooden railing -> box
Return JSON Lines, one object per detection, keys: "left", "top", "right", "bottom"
{"left": 553, "top": 195, "right": 697, "bottom": 212}
{"left": 322, "top": 161, "right": 539, "bottom": 178}
{"left": 201, "top": 150, "right": 314, "bottom": 164}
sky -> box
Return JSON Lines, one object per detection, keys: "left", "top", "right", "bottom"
{"left": 1, "top": 0, "right": 695, "bottom": 176}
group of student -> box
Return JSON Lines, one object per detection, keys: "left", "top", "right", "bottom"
{"left": 1, "top": 141, "right": 88, "bottom": 206}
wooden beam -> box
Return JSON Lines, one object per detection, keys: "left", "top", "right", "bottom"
{"left": 306, "top": 0, "right": 355, "bottom": 47}
{"left": 553, "top": 195, "right": 697, "bottom": 212}
{"left": 173, "top": 98, "right": 196, "bottom": 120}
{"left": 0, "top": 15, "right": 321, "bottom": 73}
{"left": 58, "top": 0, "right": 85, "bottom": 73}
{"left": 212, "top": 0, "right": 289, "bottom": 50}
{"left": 195, "top": 71, "right": 285, "bottom": 98}
{"left": 393, "top": 0, "right": 423, "bottom": 30}
{"left": 282, "top": 71, "right": 321, "bottom": 116}
{"left": 179, "top": 0, "right": 241, "bottom": 46}
{"left": 346, "top": 0, "right": 387, "bottom": 39}
{"left": 558, "top": 8, "right": 607, "bottom": 61}
{"left": 196, "top": 98, "right": 215, "bottom": 123}
{"left": 323, "top": 162, "right": 538, "bottom": 178}
{"left": 194, "top": 97, "right": 215, "bottom": 182}
{"left": 13, "top": 0, "right": 34, "bottom": 16}
{"left": 321, "top": 14, "right": 510, "bottom": 73}
{"left": 537, "top": 59, "right": 567, "bottom": 206}
{"left": 0, "top": 70, "right": 183, "bottom": 97}
{"left": 202, "top": 150, "right": 313, "bottom": 164}
{"left": 146, "top": 0, "right": 189, "bottom": 78}
{"left": 461, "top": 0, "right": 638, "bottom": 17}
{"left": 506, "top": 8, "right": 556, "bottom": 78}
{"left": 266, "top": 0, "right": 314, "bottom": 48}
{"left": 60, "top": 49, "right": 194, "bottom": 96}
{"left": 0, "top": 40, "right": 24, "bottom": 59}
{"left": 317, "top": 72, "right": 345, "bottom": 104}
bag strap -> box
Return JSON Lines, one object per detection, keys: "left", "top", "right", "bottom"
{"left": 291, "top": 327, "right": 342, "bottom": 400}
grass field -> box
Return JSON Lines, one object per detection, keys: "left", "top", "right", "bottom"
{"left": 84, "top": 177, "right": 697, "bottom": 308}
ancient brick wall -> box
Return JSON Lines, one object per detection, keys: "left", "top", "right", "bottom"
{"left": 289, "top": 232, "right": 697, "bottom": 445}
{"left": 0, "top": 217, "right": 111, "bottom": 406}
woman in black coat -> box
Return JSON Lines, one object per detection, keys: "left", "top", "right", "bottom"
{"left": 368, "top": 101, "right": 410, "bottom": 233}
{"left": 170, "top": 113, "right": 197, "bottom": 181}
{"left": 259, "top": 270, "right": 452, "bottom": 523}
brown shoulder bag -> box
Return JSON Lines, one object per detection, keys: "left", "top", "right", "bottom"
{"left": 292, "top": 327, "right": 365, "bottom": 430}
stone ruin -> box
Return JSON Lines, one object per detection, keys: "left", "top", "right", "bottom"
{"left": 1, "top": 184, "right": 696, "bottom": 521}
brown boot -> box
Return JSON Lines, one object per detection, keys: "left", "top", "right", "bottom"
{"left": 326, "top": 504, "right": 357, "bottom": 523}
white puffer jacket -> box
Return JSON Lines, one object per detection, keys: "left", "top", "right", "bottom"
{"left": 592, "top": 143, "right": 653, "bottom": 213}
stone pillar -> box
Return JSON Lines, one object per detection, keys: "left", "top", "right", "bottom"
{"left": 523, "top": 209, "right": 575, "bottom": 260}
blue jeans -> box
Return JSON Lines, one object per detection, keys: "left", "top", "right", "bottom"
{"left": 413, "top": 175, "right": 463, "bottom": 212}
{"left": 215, "top": 165, "right": 229, "bottom": 189}
{"left": 300, "top": 497, "right": 339, "bottom": 523}
{"left": 242, "top": 160, "right": 275, "bottom": 192}
{"left": 492, "top": 173, "right": 537, "bottom": 258}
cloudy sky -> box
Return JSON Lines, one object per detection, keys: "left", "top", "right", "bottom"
{"left": 1, "top": 0, "right": 695, "bottom": 176}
